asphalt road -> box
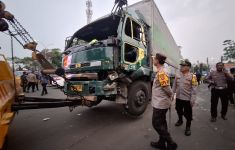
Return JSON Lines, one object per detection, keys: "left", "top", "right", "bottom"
{"left": 7, "top": 84, "right": 235, "bottom": 150}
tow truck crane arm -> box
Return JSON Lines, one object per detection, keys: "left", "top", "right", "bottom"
{"left": 0, "top": 1, "right": 55, "bottom": 73}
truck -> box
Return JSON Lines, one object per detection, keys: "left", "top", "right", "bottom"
{"left": 59, "top": 0, "right": 182, "bottom": 116}
{"left": 0, "top": 0, "right": 181, "bottom": 148}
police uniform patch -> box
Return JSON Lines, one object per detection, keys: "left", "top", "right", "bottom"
{"left": 158, "top": 71, "right": 170, "bottom": 87}
{"left": 192, "top": 74, "right": 198, "bottom": 86}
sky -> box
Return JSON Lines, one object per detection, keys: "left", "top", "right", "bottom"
{"left": 0, "top": 0, "right": 235, "bottom": 64}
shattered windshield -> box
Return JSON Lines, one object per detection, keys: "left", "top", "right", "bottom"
{"left": 69, "top": 38, "right": 87, "bottom": 47}
{"left": 67, "top": 15, "right": 120, "bottom": 48}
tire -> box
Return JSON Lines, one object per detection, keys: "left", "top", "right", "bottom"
{"left": 125, "top": 81, "right": 150, "bottom": 116}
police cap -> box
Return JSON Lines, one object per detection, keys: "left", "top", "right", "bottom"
{"left": 180, "top": 59, "right": 191, "bottom": 67}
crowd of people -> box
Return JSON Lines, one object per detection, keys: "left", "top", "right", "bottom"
{"left": 20, "top": 71, "right": 50, "bottom": 96}
{"left": 151, "top": 53, "right": 234, "bottom": 150}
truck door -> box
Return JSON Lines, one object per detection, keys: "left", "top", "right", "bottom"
{"left": 121, "top": 16, "right": 146, "bottom": 71}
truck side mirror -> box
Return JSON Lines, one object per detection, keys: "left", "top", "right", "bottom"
{"left": 65, "top": 36, "right": 72, "bottom": 49}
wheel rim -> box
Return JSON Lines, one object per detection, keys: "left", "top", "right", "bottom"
{"left": 135, "top": 90, "right": 146, "bottom": 107}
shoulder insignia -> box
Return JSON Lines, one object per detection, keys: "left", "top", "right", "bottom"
{"left": 158, "top": 71, "right": 170, "bottom": 87}
{"left": 192, "top": 74, "right": 198, "bottom": 86}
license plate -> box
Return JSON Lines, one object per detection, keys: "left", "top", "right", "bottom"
{"left": 71, "top": 85, "right": 83, "bottom": 92}
{"left": 75, "top": 63, "right": 81, "bottom": 68}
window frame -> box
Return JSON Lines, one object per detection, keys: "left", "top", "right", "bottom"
{"left": 123, "top": 42, "right": 139, "bottom": 64}
{"left": 124, "top": 17, "right": 144, "bottom": 42}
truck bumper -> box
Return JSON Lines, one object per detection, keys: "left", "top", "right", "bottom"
{"left": 64, "top": 80, "right": 117, "bottom": 97}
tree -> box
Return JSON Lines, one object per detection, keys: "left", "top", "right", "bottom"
{"left": 50, "top": 48, "right": 62, "bottom": 68}
{"left": 7, "top": 56, "right": 22, "bottom": 63}
{"left": 223, "top": 40, "right": 235, "bottom": 62}
{"left": 21, "top": 57, "right": 32, "bottom": 66}
{"left": 21, "top": 57, "right": 39, "bottom": 70}
{"left": 41, "top": 48, "right": 62, "bottom": 68}
{"left": 193, "top": 63, "right": 209, "bottom": 73}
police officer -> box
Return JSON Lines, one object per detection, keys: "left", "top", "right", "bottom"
{"left": 227, "top": 68, "right": 235, "bottom": 105}
{"left": 172, "top": 59, "right": 197, "bottom": 136}
{"left": 26, "top": 71, "right": 37, "bottom": 92}
{"left": 151, "top": 53, "right": 177, "bottom": 150}
{"left": 20, "top": 71, "right": 28, "bottom": 92}
{"left": 206, "top": 62, "right": 234, "bottom": 122}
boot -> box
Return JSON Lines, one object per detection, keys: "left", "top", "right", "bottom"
{"left": 175, "top": 120, "right": 183, "bottom": 126}
{"left": 185, "top": 121, "right": 191, "bottom": 136}
{"left": 151, "top": 138, "right": 166, "bottom": 149}
{"left": 221, "top": 115, "right": 228, "bottom": 120}
{"left": 166, "top": 142, "right": 177, "bottom": 150}
{"left": 185, "top": 127, "right": 191, "bottom": 136}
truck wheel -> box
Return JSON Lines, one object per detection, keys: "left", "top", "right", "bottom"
{"left": 125, "top": 81, "right": 150, "bottom": 116}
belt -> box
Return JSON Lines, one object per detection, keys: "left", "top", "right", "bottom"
{"left": 214, "top": 87, "right": 226, "bottom": 90}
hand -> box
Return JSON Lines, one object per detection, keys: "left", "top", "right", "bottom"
{"left": 171, "top": 93, "right": 176, "bottom": 102}
{"left": 170, "top": 96, "right": 174, "bottom": 101}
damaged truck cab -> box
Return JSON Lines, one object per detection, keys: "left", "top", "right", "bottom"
{"left": 63, "top": 11, "right": 151, "bottom": 116}
{"left": 61, "top": 0, "right": 182, "bottom": 116}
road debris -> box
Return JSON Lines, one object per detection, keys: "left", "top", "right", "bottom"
{"left": 43, "top": 117, "right": 51, "bottom": 121}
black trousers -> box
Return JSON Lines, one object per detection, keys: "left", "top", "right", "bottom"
{"left": 27, "top": 82, "right": 35, "bottom": 92}
{"left": 22, "top": 82, "right": 27, "bottom": 92}
{"left": 152, "top": 108, "right": 174, "bottom": 143}
{"left": 175, "top": 99, "right": 192, "bottom": 127}
{"left": 227, "top": 89, "right": 234, "bottom": 104}
{"left": 211, "top": 88, "right": 228, "bottom": 118}
{"left": 35, "top": 82, "right": 39, "bottom": 90}
{"left": 41, "top": 83, "right": 48, "bottom": 95}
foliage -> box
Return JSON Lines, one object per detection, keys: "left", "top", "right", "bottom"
{"left": 7, "top": 56, "right": 39, "bottom": 70}
{"left": 7, "top": 48, "right": 62, "bottom": 70}
{"left": 193, "top": 63, "right": 209, "bottom": 73}
{"left": 40, "top": 48, "right": 62, "bottom": 67}
{"left": 223, "top": 40, "right": 235, "bottom": 62}
{"left": 50, "top": 48, "right": 62, "bottom": 68}
{"left": 7, "top": 56, "right": 21, "bottom": 63}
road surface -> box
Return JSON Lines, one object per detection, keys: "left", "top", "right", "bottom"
{"left": 7, "top": 84, "right": 235, "bottom": 150}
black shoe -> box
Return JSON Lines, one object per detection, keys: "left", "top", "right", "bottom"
{"left": 166, "top": 142, "right": 177, "bottom": 150}
{"left": 185, "top": 128, "right": 191, "bottom": 136}
{"left": 221, "top": 116, "right": 228, "bottom": 120}
{"left": 175, "top": 120, "right": 183, "bottom": 126}
{"left": 210, "top": 117, "right": 216, "bottom": 122}
{"left": 150, "top": 141, "right": 166, "bottom": 149}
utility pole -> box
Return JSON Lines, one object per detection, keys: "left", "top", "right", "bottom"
{"left": 221, "top": 56, "right": 223, "bottom": 63}
{"left": 86, "top": 0, "right": 93, "bottom": 24}
{"left": 206, "top": 57, "right": 209, "bottom": 72}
